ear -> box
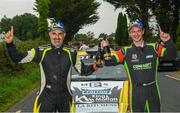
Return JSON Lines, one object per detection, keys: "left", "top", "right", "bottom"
{"left": 48, "top": 32, "right": 51, "bottom": 38}
{"left": 142, "top": 29, "right": 145, "bottom": 34}
{"left": 64, "top": 32, "right": 66, "bottom": 37}
{"left": 128, "top": 30, "right": 131, "bottom": 35}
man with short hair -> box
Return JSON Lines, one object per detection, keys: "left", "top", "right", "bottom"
{"left": 101, "top": 19, "right": 177, "bottom": 112}
{"left": 4, "top": 20, "right": 76, "bottom": 112}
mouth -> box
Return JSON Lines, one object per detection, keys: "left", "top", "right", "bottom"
{"left": 53, "top": 38, "right": 61, "bottom": 43}
{"left": 134, "top": 36, "right": 140, "bottom": 39}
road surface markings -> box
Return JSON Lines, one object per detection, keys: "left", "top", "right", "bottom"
{"left": 165, "top": 75, "right": 180, "bottom": 81}
{"left": 16, "top": 110, "right": 21, "bottom": 113}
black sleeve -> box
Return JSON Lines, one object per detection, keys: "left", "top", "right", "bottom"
{"left": 104, "top": 48, "right": 124, "bottom": 66}
{"left": 71, "top": 50, "right": 77, "bottom": 66}
{"left": 32, "top": 48, "right": 43, "bottom": 64}
{"left": 6, "top": 43, "right": 37, "bottom": 64}
{"left": 163, "top": 39, "right": 177, "bottom": 60}
{"left": 6, "top": 43, "right": 28, "bottom": 64}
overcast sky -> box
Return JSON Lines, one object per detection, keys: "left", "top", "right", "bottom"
{"left": 0, "top": 0, "right": 124, "bottom": 38}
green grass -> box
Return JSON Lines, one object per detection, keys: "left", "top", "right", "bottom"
{"left": 0, "top": 66, "right": 40, "bottom": 111}
{"left": 0, "top": 38, "right": 48, "bottom": 111}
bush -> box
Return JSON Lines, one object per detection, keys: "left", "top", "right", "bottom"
{"left": 0, "top": 67, "right": 40, "bottom": 111}
{"left": 0, "top": 38, "right": 47, "bottom": 111}
{"left": 0, "top": 38, "right": 47, "bottom": 74}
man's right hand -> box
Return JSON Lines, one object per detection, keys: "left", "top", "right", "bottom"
{"left": 101, "top": 40, "right": 109, "bottom": 48}
{"left": 4, "top": 26, "right": 14, "bottom": 44}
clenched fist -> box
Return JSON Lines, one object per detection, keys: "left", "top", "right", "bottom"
{"left": 159, "top": 26, "right": 170, "bottom": 42}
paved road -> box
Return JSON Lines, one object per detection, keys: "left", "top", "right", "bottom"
{"left": 158, "top": 72, "right": 180, "bottom": 112}
{"left": 7, "top": 72, "right": 180, "bottom": 112}
{"left": 7, "top": 88, "right": 38, "bottom": 112}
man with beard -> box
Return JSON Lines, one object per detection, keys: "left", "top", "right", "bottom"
{"left": 4, "top": 20, "right": 76, "bottom": 112}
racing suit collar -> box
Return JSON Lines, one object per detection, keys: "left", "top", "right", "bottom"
{"left": 132, "top": 41, "right": 146, "bottom": 48}
{"left": 51, "top": 44, "right": 64, "bottom": 53}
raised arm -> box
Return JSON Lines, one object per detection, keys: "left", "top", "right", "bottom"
{"left": 4, "top": 26, "right": 38, "bottom": 64}
{"left": 158, "top": 26, "right": 177, "bottom": 60}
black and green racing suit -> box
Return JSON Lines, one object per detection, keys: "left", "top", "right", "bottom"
{"left": 112, "top": 39, "right": 176, "bottom": 112}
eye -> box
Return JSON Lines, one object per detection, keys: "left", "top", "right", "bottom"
{"left": 58, "top": 32, "right": 64, "bottom": 36}
{"left": 59, "top": 32, "right": 63, "bottom": 35}
{"left": 131, "top": 31, "right": 136, "bottom": 34}
{"left": 137, "top": 30, "right": 141, "bottom": 32}
{"left": 52, "top": 32, "right": 56, "bottom": 35}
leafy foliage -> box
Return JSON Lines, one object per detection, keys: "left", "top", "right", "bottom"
{"left": 115, "top": 13, "right": 129, "bottom": 46}
{"left": 0, "top": 38, "right": 47, "bottom": 111}
{"left": 0, "top": 16, "right": 12, "bottom": 33}
{"left": 0, "top": 13, "right": 39, "bottom": 40}
{"left": 151, "top": 0, "right": 179, "bottom": 42}
{"left": 176, "top": 23, "right": 180, "bottom": 50}
{"left": 98, "top": 33, "right": 107, "bottom": 39}
{"left": 47, "top": 0, "right": 100, "bottom": 43}
{"left": 104, "top": 0, "right": 179, "bottom": 43}
{"left": 0, "top": 67, "right": 40, "bottom": 111}
{"left": 12, "top": 13, "right": 39, "bottom": 40}
{"left": 104, "top": 0, "right": 151, "bottom": 31}
{"left": 0, "top": 38, "right": 47, "bottom": 74}
{"left": 34, "top": 0, "right": 51, "bottom": 39}
{"left": 73, "top": 33, "right": 99, "bottom": 45}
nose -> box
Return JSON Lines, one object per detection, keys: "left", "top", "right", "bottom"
{"left": 53, "top": 34, "right": 61, "bottom": 40}
{"left": 134, "top": 31, "right": 139, "bottom": 36}
{"left": 54, "top": 34, "right": 59, "bottom": 38}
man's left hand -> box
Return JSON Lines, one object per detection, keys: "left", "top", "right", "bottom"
{"left": 159, "top": 26, "right": 170, "bottom": 42}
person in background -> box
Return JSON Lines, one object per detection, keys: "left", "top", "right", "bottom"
{"left": 79, "top": 41, "right": 89, "bottom": 51}
{"left": 101, "top": 19, "right": 177, "bottom": 112}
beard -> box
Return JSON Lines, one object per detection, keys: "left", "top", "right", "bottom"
{"left": 51, "top": 40, "right": 63, "bottom": 48}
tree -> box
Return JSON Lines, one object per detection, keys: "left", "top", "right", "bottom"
{"left": 104, "top": 0, "right": 179, "bottom": 42}
{"left": 26, "top": 31, "right": 33, "bottom": 39}
{"left": 176, "top": 23, "right": 180, "bottom": 50}
{"left": 0, "top": 14, "right": 38, "bottom": 40}
{"left": 151, "top": 0, "right": 179, "bottom": 42}
{"left": 34, "top": 0, "right": 51, "bottom": 39}
{"left": 108, "top": 33, "right": 115, "bottom": 39}
{"left": 73, "top": 33, "right": 99, "bottom": 45}
{"left": 0, "top": 16, "right": 12, "bottom": 33}
{"left": 11, "top": 13, "right": 39, "bottom": 40}
{"left": 98, "top": 33, "right": 107, "bottom": 39}
{"left": 104, "top": 0, "right": 151, "bottom": 33}
{"left": 73, "top": 34, "right": 89, "bottom": 43}
{"left": 115, "top": 13, "right": 129, "bottom": 46}
{"left": 48, "top": 0, "right": 100, "bottom": 43}
{"left": 87, "top": 31, "right": 95, "bottom": 39}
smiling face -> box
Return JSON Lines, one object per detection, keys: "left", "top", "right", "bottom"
{"left": 129, "top": 25, "right": 144, "bottom": 43}
{"left": 48, "top": 28, "right": 66, "bottom": 47}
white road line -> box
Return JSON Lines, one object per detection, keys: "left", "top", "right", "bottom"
{"left": 165, "top": 75, "right": 180, "bottom": 81}
{"left": 16, "top": 110, "right": 21, "bottom": 113}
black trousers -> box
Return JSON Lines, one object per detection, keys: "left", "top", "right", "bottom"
{"left": 131, "top": 84, "right": 160, "bottom": 112}
{"left": 34, "top": 91, "right": 72, "bottom": 112}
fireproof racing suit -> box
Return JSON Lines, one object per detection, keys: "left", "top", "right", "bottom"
{"left": 111, "top": 39, "right": 176, "bottom": 112}
{"left": 6, "top": 43, "right": 77, "bottom": 112}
